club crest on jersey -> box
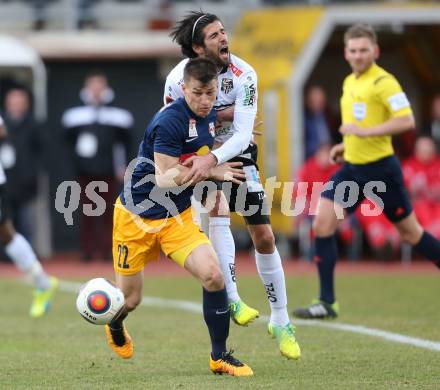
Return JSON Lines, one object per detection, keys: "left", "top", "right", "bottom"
{"left": 221, "top": 78, "right": 233, "bottom": 94}
{"left": 208, "top": 122, "right": 216, "bottom": 137}
{"left": 188, "top": 118, "right": 198, "bottom": 137}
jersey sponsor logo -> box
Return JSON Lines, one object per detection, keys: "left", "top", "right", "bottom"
{"left": 243, "top": 83, "right": 256, "bottom": 107}
{"left": 352, "top": 102, "right": 367, "bottom": 121}
{"left": 229, "top": 63, "right": 243, "bottom": 77}
{"left": 188, "top": 118, "right": 198, "bottom": 137}
{"left": 185, "top": 137, "right": 198, "bottom": 143}
{"left": 209, "top": 122, "right": 216, "bottom": 137}
{"left": 221, "top": 78, "right": 233, "bottom": 94}
{"left": 388, "top": 92, "right": 410, "bottom": 112}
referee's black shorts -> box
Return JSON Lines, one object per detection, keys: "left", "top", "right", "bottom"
{"left": 321, "top": 155, "right": 412, "bottom": 222}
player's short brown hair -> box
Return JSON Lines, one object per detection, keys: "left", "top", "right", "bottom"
{"left": 344, "top": 24, "right": 378, "bottom": 45}
{"left": 183, "top": 57, "right": 217, "bottom": 85}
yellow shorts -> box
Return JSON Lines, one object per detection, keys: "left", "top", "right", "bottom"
{"left": 112, "top": 198, "right": 210, "bottom": 275}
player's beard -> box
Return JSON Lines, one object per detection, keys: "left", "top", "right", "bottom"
{"left": 205, "top": 51, "right": 229, "bottom": 70}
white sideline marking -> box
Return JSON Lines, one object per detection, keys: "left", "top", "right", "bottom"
{"left": 63, "top": 280, "right": 440, "bottom": 352}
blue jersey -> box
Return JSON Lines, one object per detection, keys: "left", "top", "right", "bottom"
{"left": 120, "top": 98, "right": 216, "bottom": 219}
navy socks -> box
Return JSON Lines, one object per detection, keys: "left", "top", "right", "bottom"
{"left": 315, "top": 235, "right": 338, "bottom": 304}
{"left": 203, "top": 287, "right": 230, "bottom": 360}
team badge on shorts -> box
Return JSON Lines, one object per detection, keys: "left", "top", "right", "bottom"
{"left": 221, "top": 78, "right": 233, "bottom": 94}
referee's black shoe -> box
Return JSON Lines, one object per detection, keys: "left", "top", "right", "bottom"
{"left": 292, "top": 299, "right": 339, "bottom": 319}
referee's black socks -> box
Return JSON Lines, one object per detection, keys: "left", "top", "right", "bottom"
{"left": 315, "top": 235, "right": 338, "bottom": 304}
{"left": 413, "top": 231, "right": 440, "bottom": 269}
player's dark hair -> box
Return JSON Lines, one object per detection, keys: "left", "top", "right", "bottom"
{"left": 170, "top": 11, "right": 221, "bottom": 58}
{"left": 183, "top": 58, "right": 218, "bottom": 85}
{"left": 344, "top": 24, "right": 378, "bottom": 45}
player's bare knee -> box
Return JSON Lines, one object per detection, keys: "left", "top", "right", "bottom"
{"left": 202, "top": 264, "right": 224, "bottom": 291}
{"left": 124, "top": 292, "right": 142, "bottom": 312}
{"left": 312, "top": 217, "right": 337, "bottom": 237}
{"left": 253, "top": 229, "right": 275, "bottom": 253}
{"left": 396, "top": 217, "right": 423, "bottom": 245}
{"left": 399, "top": 229, "right": 422, "bottom": 246}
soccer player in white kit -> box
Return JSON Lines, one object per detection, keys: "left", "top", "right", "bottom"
{"left": 165, "top": 11, "right": 300, "bottom": 360}
{"left": 0, "top": 114, "right": 58, "bottom": 317}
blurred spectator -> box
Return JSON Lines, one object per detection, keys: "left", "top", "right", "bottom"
{"left": 77, "top": 0, "right": 99, "bottom": 29}
{"left": 26, "top": 0, "right": 98, "bottom": 30}
{"left": 27, "top": 0, "right": 51, "bottom": 30}
{"left": 423, "top": 94, "right": 440, "bottom": 151}
{"left": 392, "top": 129, "right": 416, "bottom": 161}
{"left": 148, "top": 0, "right": 173, "bottom": 31}
{"left": 402, "top": 136, "right": 440, "bottom": 239}
{"left": 293, "top": 144, "right": 359, "bottom": 260}
{"left": 304, "top": 85, "right": 339, "bottom": 159}
{"left": 62, "top": 71, "right": 133, "bottom": 261}
{"left": 0, "top": 88, "right": 41, "bottom": 243}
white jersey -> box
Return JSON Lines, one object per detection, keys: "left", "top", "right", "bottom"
{"left": 0, "top": 115, "right": 7, "bottom": 185}
{"left": 164, "top": 54, "right": 258, "bottom": 164}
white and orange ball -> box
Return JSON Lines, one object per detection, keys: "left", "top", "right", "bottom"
{"left": 76, "top": 278, "right": 125, "bottom": 325}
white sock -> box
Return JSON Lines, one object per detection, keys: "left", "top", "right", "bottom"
{"left": 209, "top": 217, "right": 240, "bottom": 303}
{"left": 5, "top": 233, "right": 50, "bottom": 290}
{"left": 255, "top": 248, "right": 289, "bottom": 326}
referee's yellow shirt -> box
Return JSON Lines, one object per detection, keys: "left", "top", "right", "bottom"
{"left": 341, "top": 63, "right": 412, "bottom": 164}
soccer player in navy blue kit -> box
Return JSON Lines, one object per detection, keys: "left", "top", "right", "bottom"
{"left": 105, "top": 58, "right": 253, "bottom": 376}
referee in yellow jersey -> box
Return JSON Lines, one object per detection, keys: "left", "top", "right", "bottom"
{"left": 293, "top": 24, "right": 440, "bottom": 319}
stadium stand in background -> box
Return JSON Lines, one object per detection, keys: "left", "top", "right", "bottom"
{"left": 0, "top": 1, "right": 417, "bottom": 32}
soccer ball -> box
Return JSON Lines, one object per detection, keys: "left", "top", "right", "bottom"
{"left": 76, "top": 278, "right": 125, "bottom": 325}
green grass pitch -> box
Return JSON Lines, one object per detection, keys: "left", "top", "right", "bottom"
{"left": 0, "top": 273, "right": 439, "bottom": 389}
